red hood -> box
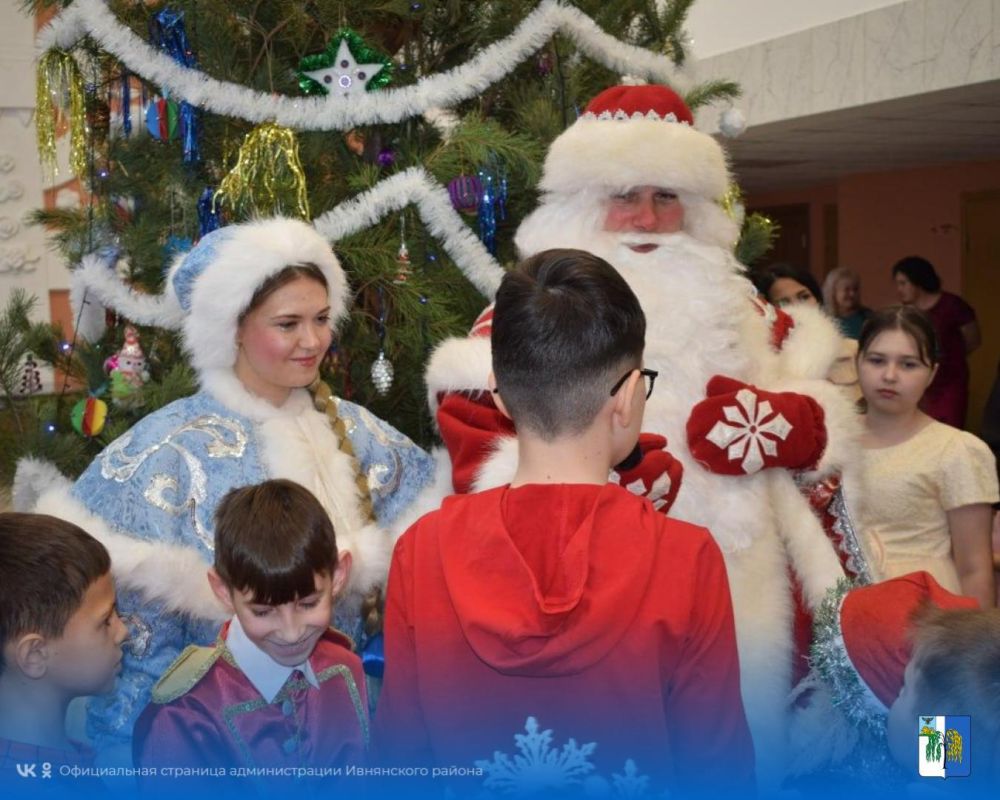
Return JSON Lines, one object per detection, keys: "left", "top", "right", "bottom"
{"left": 436, "top": 484, "right": 657, "bottom": 676}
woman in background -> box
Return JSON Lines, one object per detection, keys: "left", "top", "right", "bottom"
{"left": 822, "top": 267, "right": 872, "bottom": 340}
{"left": 752, "top": 262, "right": 824, "bottom": 311}
{"left": 852, "top": 305, "right": 996, "bottom": 607}
{"left": 892, "top": 255, "right": 980, "bottom": 428}
{"left": 752, "top": 263, "right": 859, "bottom": 402}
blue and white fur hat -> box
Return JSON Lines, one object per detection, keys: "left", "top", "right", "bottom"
{"left": 70, "top": 218, "right": 349, "bottom": 376}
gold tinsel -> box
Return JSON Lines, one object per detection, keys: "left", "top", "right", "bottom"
{"left": 214, "top": 122, "right": 311, "bottom": 220}
{"left": 719, "top": 183, "right": 744, "bottom": 221}
{"left": 36, "top": 49, "right": 88, "bottom": 179}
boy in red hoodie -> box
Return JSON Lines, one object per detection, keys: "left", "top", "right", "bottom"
{"left": 373, "top": 248, "right": 754, "bottom": 797}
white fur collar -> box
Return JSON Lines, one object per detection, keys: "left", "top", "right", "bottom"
{"left": 199, "top": 368, "right": 314, "bottom": 422}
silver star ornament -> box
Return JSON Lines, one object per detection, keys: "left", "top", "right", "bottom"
{"left": 304, "top": 39, "right": 385, "bottom": 96}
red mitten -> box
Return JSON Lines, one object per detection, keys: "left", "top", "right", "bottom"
{"left": 609, "top": 433, "right": 684, "bottom": 514}
{"left": 686, "top": 375, "right": 826, "bottom": 475}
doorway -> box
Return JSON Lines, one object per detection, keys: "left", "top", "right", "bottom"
{"left": 961, "top": 190, "right": 1000, "bottom": 436}
{"left": 750, "top": 203, "right": 810, "bottom": 272}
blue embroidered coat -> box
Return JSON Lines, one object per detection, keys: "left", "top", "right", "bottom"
{"left": 60, "top": 386, "right": 433, "bottom": 749}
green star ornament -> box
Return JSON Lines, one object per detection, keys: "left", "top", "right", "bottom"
{"left": 298, "top": 29, "right": 393, "bottom": 97}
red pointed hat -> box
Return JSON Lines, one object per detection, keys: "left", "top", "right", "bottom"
{"left": 841, "top": 571, "right": 979, "bottom": 708}
{"left": 538, "top": 83, "right": 729, "bottom": 201}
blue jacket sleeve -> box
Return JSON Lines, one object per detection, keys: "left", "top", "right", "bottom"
{"left": 336, "top": 401, "right": 435, "bottom": 526}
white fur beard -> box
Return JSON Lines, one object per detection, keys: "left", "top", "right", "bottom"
{"left": 601, "top": 234, "right": 756, "bottom": 392}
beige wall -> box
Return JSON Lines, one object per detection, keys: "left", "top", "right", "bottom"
{"left": 686, "top": 0, "right": 909, "bottom": 59}
{"left": 693, "top": 0, "right": 1000, "bottom": 134}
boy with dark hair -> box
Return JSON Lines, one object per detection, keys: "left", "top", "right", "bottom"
{"left": 373, "top": 248, "right": 754, "bottom": 796}
{"left": 0, "top": 512, "right": 127, "bottom": 780}
{"left": 133, "top": 479, "right": 367, "bottom": 777}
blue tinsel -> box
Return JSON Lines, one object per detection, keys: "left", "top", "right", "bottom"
{"left": 477, "top": 171, "right": 497, "bottom": 255}
{"left": 197, "top": 187, "right": 222, "bottom": 236}
{"left": 497, "top": 169, "right": 509, "bottom": 222}
{"left": 121, "top": 70, "right": 131, "bottom": 137}
{"left": 150, "top": 9, "right": 200, "bottom": 163}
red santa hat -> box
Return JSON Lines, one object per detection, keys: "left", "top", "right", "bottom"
{"left": 839, "top": 572, "right": 979, "bottom": 708}
{"left": 538, "top": 84, "right": 731, "bottom": 202}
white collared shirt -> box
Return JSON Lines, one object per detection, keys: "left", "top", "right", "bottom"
{"left": 225, "top": 615, "right": 321, "bottom": 704}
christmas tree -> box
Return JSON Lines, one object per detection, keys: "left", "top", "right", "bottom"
{"left": 2, "top": 0, "right": 768, "bottom": 482}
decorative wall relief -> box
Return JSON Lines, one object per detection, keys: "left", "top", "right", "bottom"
{"left": 0, "top": 245, "right": 40, "bottom": 274}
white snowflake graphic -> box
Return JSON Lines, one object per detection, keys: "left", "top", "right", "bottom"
{"left": 704, "top": 388, "right": 792, "bottom": 474}
{"left": 475, "top": 716, "right": 597, "bottom": 795}
{"left": 612, "top": 760, "right": 653, "bottom": 799}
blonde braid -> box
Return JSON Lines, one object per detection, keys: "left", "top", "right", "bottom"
{"left": 311, "top": 378, "right": 384, "bottom": 636}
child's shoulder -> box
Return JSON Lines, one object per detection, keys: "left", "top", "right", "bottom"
{"left": 439, "top": 485, "right": 505, "bottom": 514}
{"left": 400, "top": 486, "right": 505, "bottom": 540}
{"left": 150, "top": 643, "right": 223, "bottom": 705}
{"left": 649, "top": 511, "right": 720, "bottom": 557}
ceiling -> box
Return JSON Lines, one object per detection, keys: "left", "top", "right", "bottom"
{"left": 724, "top": 78, "right": 1000, "bottom": 193}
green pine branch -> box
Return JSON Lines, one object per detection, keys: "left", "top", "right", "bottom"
{"left": 736, "top": 213, "right": 780, "bottom": 268}
{"left": 684, "top": 79, "right": 741, "bottom": 111}
{"left": 658, "top": 0, "right": 696, "bottom": 66}
{"left": 423, "top": 112, "right": 543, "bottom": 185}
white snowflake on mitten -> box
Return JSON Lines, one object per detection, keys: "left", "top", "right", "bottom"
{"left": 705, "top": 388, "right": 792, "bottom": 474}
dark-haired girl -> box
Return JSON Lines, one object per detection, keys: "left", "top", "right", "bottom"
{"left": 851, "top": 306, "right": 997, "bottom": 607}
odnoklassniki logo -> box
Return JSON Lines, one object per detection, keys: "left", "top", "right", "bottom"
{"left": 14, "top": 762, "right": 52, "bottom": 779}
{"left": 918, "top": 715, "right": 970, "bottom": 778}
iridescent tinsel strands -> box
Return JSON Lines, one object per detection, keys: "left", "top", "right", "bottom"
{"left": 214, "top": 123, "right": 311, "bottom": 221}
{"left": 36, "top": 49, "right": 88, "bottom": 179}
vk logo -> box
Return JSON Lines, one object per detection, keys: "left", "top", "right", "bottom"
{"left": 15, "top": 763, "right": 36, "bottom": 778}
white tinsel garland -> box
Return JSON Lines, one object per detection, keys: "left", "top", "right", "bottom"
{"left": 809, "top": 578, "right": 889, "bottom": 734}
{"left": 314, "top": 167, "right": 503, "bottom": 298}
{"left": 70, "top": 252, "right": 184, "bottom": 340}
{"left": 70, "top": 167, "right": 503, "bottom": 338}
{"left": 39, "top": 0, "right": 690, "bottom": 131}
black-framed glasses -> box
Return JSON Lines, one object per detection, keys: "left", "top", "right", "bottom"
{"left": 610, "top": 368, "right": 658, "bottom": 400}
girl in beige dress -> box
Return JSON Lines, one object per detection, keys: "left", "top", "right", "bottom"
{"left": 854, "top": 306, "right": 997, "bottom": 607}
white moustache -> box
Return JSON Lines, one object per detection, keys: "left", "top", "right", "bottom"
{"left": 616, "top": 232, "right": 688, "bottom": 249}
